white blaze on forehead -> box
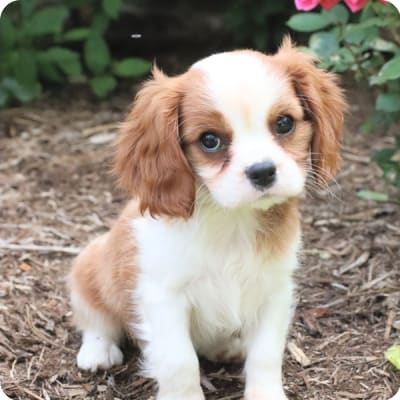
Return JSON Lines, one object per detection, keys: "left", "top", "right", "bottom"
{"left": 191, "top": 51, "right": 290, "bottom": 134}
{"left": 190, "top": 51, "right": 306, "bottom": 208}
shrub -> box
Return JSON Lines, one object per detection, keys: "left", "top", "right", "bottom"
{"left": 0, "top": 0, "right": 151, "bottom": 107}
{"left": 288, "top": 0, "right": 400, "bottom": 188}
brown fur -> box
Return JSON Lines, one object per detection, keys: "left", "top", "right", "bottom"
{"left": 71, "top": 40, "right": 345, "bottom": 349}
{"left": 256, "top": 199, "right": 300, "bottom": 258}
{"left": 114, "top": 68, "right": 196, "bottom": 219}
{"left": 273, "top": 36, "right": 347, "bottom": 185}
{"left": 266, "top": 97, "right": 313, "bottom": 168}
{"left": 70, "top": 201, "right": 139, "bottom": 327}
{"left": 180, "top": 78, "right": 233, "bottom": 170}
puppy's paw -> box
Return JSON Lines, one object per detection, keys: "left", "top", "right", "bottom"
{"left": 77, "top": 336, "right": 123, "bottom": 372}
{"left": 245, "top": 386, "right": 288, "bottom": 400}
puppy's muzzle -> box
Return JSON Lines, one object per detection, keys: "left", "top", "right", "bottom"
{"left": 245, "top": 161, "right": 276, "bottom": 190}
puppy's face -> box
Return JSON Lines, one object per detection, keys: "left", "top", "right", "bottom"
{"left": 115, "top": 39, "right": 346, "bottom": 218}
{"left": 181, "top": 52, "right": 312, "bottom": 210}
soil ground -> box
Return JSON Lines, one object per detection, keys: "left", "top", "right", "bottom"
{"left": 0, "top": 81, "right": 400, "bottom": 400}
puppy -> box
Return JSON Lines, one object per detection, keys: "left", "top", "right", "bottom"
{"left": 69, "top": 37, "right": 345, "bottom": 400}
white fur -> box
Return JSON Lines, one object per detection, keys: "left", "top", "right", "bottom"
{"left": 75, "top": 52, "right": 307, "bottom": 400}
{"left": 192, "top": 52, "right": 305, "bottom": 209}
{"left": 77, "top": 331, "right": 123, "bottom": 372}
{"left": 125, "top": 53, "right": 305, "bottom": 399}
{"left": 72, "top": 290, "right": 123, "bottom": 371}
{"left": 132, "top": 203, "right": 300, "bottom": 400}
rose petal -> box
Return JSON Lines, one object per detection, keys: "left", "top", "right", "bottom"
{"left": 320, "top": 0, "right": 340, "bottom": 10}
{"left": 344, "top": 0, "right": 369, "bottom": 12}
{"left": 295, "top": 0, "right": 320, "bottom": 11}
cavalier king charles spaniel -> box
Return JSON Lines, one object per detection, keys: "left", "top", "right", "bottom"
{"left": 69, "top": 37, "right": 346, "bottom": 400}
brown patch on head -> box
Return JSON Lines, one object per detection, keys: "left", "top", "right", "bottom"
{"left": 267, "top": 96, "right": 313, "bottom": 169}
{"left": 180, "top": 74, "right": 233, "bottom": 172}
{"left": 114, "top": 67, "right": 195, "bottom": 219}
{"left": 272, "top": 36, "right": 347, "bottom": 186}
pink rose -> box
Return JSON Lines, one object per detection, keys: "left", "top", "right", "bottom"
{"left": 320, "top": 0, "right": 340, "bottom": 10}
{"left": 343, "top": 0, "right": 368, "bottom": 12}
{"left": 294, "top": 0, "right": 320, "bottom": 11}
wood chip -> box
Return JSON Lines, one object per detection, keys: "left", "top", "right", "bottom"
{"left": 19, "top": 262, "right": 31, "bottom": 272}
{"left": 339, "top": 251, "right": 370, "bottom": 274}
{"left": 288, "top": 341, "right": 311, "bottom": 367}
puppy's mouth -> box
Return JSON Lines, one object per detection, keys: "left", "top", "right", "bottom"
{"left": 252, "top": 193, "right": 287, "bottom": 210}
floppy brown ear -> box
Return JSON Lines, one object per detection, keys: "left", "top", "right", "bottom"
{"left": 114, "top": 67, "right": 195, "bottom": 219}
{"left": 275, "top": 36, "right": 347, "bottom": 186}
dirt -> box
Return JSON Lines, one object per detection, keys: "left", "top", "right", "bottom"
{"left": 0, "top": 82, "right": 399, "bottom": 400}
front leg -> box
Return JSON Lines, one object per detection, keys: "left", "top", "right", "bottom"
{"left": 244, "top": 278, "right": 293, "bottom": 400}
{"left": 136, "top": 281, "right": 204, "bottom": 400}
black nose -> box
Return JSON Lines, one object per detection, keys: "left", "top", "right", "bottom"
{"left": 245, "top": 161, "right": 276, "bottom": 190}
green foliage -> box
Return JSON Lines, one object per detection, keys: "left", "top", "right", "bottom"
{"left": 287, "top": 13, "right": 331, "bottom": 32}
{"left": 90, "top": 75, "right": 117, "bottom": 97}
{"left": 373, "top": 138, "right": 400, "bottom": 188}
{"left": 356, "top": 189, "right": 389, "bottom": 202}
{"left": 113, "top": 58, "right": 153, "bottom": 77}
{"left": 225, "top": 0, "right": 296, "bottom": 50}
{"left": 0, "top": 0, "right": 151, "bottom": 107}
{"left": 84, "top": 35, "right": 111, "bottom": 75}
{"left": 287, "top": 2, "right": 400, "bottom": 189}
{"left": 26, "top": 5, "right": 69, "bottom": 36}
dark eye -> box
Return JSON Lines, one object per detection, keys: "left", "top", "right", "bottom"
{"left": 200, "top": 132, "right": 223, "bottom": 152}
{"left": 275, "top": 115, "right": 295, "bottom": 135}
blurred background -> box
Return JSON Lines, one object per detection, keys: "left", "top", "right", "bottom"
{"left": 1, "top": 1, "right": 400, "bottom": 400}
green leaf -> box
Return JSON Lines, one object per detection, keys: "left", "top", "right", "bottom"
{"left": 102, "top": 0, "right": 122, "bottom": 19}
{"left": 38, "top": 47, "right": 82, "bottom": 77}
{"left": 376, "top": 93, "right": 400, "bottom": 112}
{"left": 360, "top": 2, "right": 375, "bottom": 22}
{"left": 359, "top": 17, "right": 392, "bottom": 28}
{"left": 13, "top": 50, "right": 37, "bottom": 86}
{"left": 309, "top": 31, "right": 339, "bottom": 59}
{"left": 89, "top": 75, "right": 117, "bottom": 97}
{"left": 0, "top": 15, "right": 16, "bottom": 49}
{"left": 330, "top": 48, "right": 354, "bottom": 72}
{"left": 27, "top": 5, "right": 69, "bottom": 36}
{"left": 62, "top": 28, "right": 91, "bottom": 42}
{"left": 112, "top": 58, "right": 151, "bottom": 77}
{"left": 357, "top": 190, "right": 389, "bottom": 202}
{"left": 287, "top": 13, "right": 331, "bottom": 32}
{"left": 37, "top": 58, "right": 64, "bottom": 83}
{"left": 20, "top": 0, "right": 37, "bottom": 19}
{"left": 91, "top": 13, "right": 110, "bottom": 34}
{"left": 84, "top": 35, "right": 111, "bottom": 74}
{"left": 373, "top": 148, "right": 396, "bottom": 163}
{"left": 322, "top": 4, "right": 349, "bottom": 25}
{"left": 378, "top": 56, "right": 400, "bottom": 81}
{"left": 366, "top": 38, "right": 399, "bottom": 54}
{"left": 1, "top": 77, "right": 41, "bottom": 103}
{"left": 386, "top": 345, "right": 400, "bottom": 370}
{"left": 344, "top": 24, "right": 378, "bottom": 45}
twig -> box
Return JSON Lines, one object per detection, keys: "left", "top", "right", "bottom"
{"left": 385, "top": 309, "right": 396, "bottom": 340}
{"left": 82, "top": 122, "right": 119, "bottom": 137}
{"left": 0, "top": 243, "right": 81, "bottom": 255}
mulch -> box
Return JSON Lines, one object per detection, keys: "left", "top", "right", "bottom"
{"left": 0, "top": 83, "right": 399, "bottom": 400}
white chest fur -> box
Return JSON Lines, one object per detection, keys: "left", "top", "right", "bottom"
{"left": 131, "top": 206, "right": 300, "bottom": 361}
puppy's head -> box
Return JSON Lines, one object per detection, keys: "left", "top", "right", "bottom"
{"left": 115, "top": 37, "right": 346, "bottom": 219}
